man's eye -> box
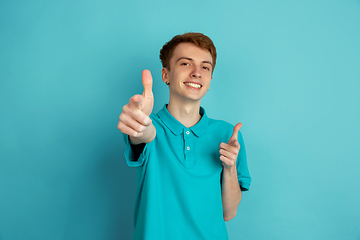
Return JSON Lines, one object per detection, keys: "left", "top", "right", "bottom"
{"left": 181, "top": 62, "right": 189, "bottom": 66}
{"left": 202, "top": 66, "right": 210, "bottom": 70}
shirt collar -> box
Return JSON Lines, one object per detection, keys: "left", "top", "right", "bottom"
{"left": 157, "top": 104, "right": 209, "bottom": 137}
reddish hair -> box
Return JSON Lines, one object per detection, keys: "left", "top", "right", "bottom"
{"left": 160, "top": 32, "right": 217, "bottom": 73}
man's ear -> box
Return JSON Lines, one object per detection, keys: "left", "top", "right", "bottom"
{"left": 161, "top": 68, "right": 169, "bottom": 83}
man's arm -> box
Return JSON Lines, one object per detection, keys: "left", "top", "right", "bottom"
{"left": 221, "top": 165, "right": 242, "bottom": 221}
{"left": 117, "top": 69, "right": 156, "bottom": 144}
{"left": 219, "top": 123, "right": 243, "bottom": 221}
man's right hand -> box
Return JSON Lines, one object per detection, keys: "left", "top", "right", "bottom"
{"left": 117, "top": 69, "right": 156, "bottom": 144}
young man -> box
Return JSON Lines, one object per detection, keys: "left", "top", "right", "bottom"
{"left": 117, "top": 33, "right": 251, "bottom": 239}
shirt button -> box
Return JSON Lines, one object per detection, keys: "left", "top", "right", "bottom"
{"left": 187, "top": 146, "right": 190, "bottom": 150}
{"left": 186, "top": 131, "right": 190, "bottom": 135}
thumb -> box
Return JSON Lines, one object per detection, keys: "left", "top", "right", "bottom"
{"left": 228, "top": 123, "right": 242, "bottom": 146}
{"left": 142, "top": 69, "right": 153, "bottom": 98}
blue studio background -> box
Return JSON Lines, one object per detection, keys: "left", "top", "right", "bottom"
{"left": 1, "top": 0, "right": 360, "bottom": 239}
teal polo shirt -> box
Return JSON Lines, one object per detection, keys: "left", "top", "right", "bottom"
{"left": 124, "top": 105, "right": 251, "bottom": 240}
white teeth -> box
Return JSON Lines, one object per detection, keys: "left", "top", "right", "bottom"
{"left": 185, "top": 82, "right": 201, "bottom": 88}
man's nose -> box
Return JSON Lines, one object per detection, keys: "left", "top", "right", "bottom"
{"left": 191, "top": 66, "right": 201, "bottom": 78}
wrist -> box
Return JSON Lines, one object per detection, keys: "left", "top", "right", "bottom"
{"left": 130, "top": 124, "right": 156, "bottom": 144}
{"left": 223, "top": 164, "right": 237, "bottom": 175}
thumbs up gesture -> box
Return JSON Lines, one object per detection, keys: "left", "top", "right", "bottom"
{"left": 219, "top": 123, "right": 242, "bottom": 169}
{"left": 117, "top": 69, "right": 156, "bottom": 144}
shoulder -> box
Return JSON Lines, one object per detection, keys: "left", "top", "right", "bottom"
{"left": 205, "top": 117, "right": 234, "bottom": 140}
{"left": 207, "top": 117, "right": 233, "bottom": 131}
{"left": 149, "top": 111, "right": 168, "bottom": 136}
{"left": 150, "top": 112, "right": 164, "bottom": 126}
{"left": 206, "top": 116, "right": 244, "bottom": 142}
{"left": 208, "top": 117, "right": 233, "bottom": 128}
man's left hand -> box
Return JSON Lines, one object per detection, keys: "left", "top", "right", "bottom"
{"left": 219, "top": 123, "right": 242, "bottom": 169}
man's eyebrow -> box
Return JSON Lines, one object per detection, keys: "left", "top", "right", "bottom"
{"left": 176, "top": 57, "right": 213, "bottom": 66}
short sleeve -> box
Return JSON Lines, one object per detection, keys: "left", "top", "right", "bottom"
{"left": 236, "top": 131, "right": 251, "bottom": 191}
{"left": 123, "top": 134, "right": 150, "bottom": 167}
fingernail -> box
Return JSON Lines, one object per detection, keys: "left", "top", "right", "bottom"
{"left": 144, "top": 118, "right": 151, "bottom": 126}
{"left": 134, "top": 132, "right": 143, "bottom": 137}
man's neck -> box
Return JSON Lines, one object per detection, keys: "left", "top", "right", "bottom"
{"left": 167, "top": 100, "right": 201, "bottom": 128}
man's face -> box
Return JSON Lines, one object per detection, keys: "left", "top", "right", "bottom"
{"left": 162, "top": 42, "right": 213, "bottom": 104}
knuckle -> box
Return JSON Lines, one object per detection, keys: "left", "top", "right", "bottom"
{"left": 128, "top": 96, "right": 134, "bottom": 104}
{"left": 119, "top": 113, "right": 127, "bottom": 122}
{"left": 130, "top": 130, "right": 137, "bottom": 137}
{"left": 143, "top": 115, "right": 151, "bottom": 123}
{"left": 231, "top": 147, "right": 238, "bottom": 154}
{"left": 122, "top": 104, "right": 129, "bottom": 112}
{"left": 139, "top": 115, "right": 149, "bottom": 125}
{"left": 137, "top": 125, "right": 146, "bottom": 132}
{"left": 117, "top": 123, "right": 125, "bottom": 132}
{"left": 132, "top": 131, "right": 143, "bottom": 137}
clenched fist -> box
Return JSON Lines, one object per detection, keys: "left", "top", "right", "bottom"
{"left": 117, "top": 69, "right": 156, "bottom": 144}
{"left": 219, "top": 123, "right": 242, "bottom": 169}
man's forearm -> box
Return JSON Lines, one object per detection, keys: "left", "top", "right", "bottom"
{"left": 221, "top": 165, "right": 242, "bottom": 221}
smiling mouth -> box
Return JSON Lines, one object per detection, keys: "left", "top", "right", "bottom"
{"left": 184, "top": 82, "right": 202, "bottom": 89}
